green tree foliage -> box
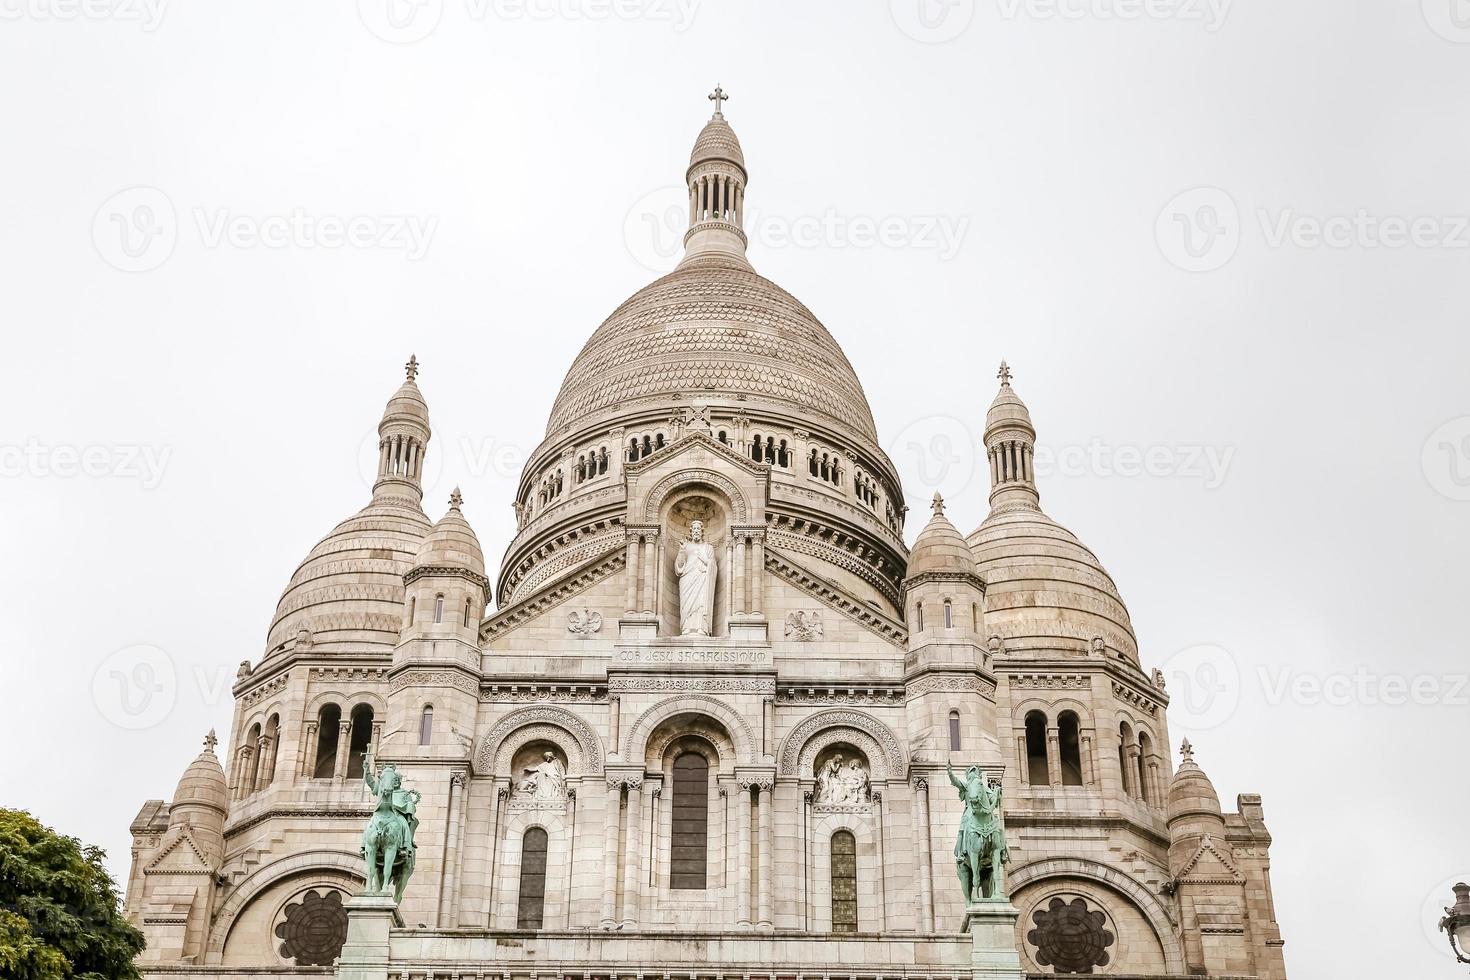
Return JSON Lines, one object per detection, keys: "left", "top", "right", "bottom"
{"left": 0, "top": 809, "right": 144, "bottom": 980}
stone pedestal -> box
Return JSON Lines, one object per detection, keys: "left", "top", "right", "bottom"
{"left": 337, "top": 893, "right": 402, "bottom": 980}
{"left": 963, "top": 900, "right": 1025, "bottom": 980}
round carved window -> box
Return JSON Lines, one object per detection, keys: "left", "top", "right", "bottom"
{"left": 1026, "top": 895, "right": 1115, "bottom": 973}
{"left": 274, "top": 888, "right": 348, "bottom": 966}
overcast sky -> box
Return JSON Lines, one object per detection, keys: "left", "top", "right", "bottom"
{"left": 2, "top": 2, "right": 1467, "bottom": 977}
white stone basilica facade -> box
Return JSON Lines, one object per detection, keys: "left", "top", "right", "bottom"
{"left": 124, "top": 98, "right": 1289, "bottom": 979}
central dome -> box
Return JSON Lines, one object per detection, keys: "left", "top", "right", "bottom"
{"left": 545, "top": 257, "right": 879, "bottom": 441}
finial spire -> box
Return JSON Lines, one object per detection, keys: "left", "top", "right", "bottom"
{"left": 203, "top": 729, "right": 218, "bottom": 753}
{"left": 405, "top": 354, "right": 419, "bottom": 381}
{"left": 931, "top": 491, "right": 945, "bottom": 516}
{"left": 708, "top": 84, "right": 729, "bottom": 118}
{"left": 997, "top": 360, "right": 1012, "bottom": 386}
{"left": 449, "top": 486, "right": 463, "bottom": 510}
{"left": 1179, "top": 738, "right": 1194, "bottom": 764}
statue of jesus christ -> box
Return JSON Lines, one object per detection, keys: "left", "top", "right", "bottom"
{"left": 674, "top": 520, "right": 717, "bottom": 636}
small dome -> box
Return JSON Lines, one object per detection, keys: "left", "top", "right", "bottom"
{"left": 908, "top": 493, "right": 978, "bottom": 577}
{"left": 170, "top": 731, "right": 228, "bottom": 818}
{"left": 968, "top": 504, "right": 1138, "bottom": 658}
{"left": 1167, "top": 740, "right": 1223, "bottom": 825}
{"left": 986, "top": 375, "right": 1034, "bottom": 435}
{"left": 689, "top": 114, "right": 745, "bottom": 173}
{"left": 383, "top": 377, "right": 430, "bottom": 429}
{"left": 266, "top": 499, "right": 430, "bottom": 655}
{"left": 414, "top": 489, "right": 485, "bottom": 576}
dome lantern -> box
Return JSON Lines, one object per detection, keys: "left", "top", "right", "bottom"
{"left": 679, "top": 85, "right": 752, "bottom": 271}
{"left": 985, "top": 360, "right": 1040, "bottom": 510}
{"left": 373, "top": 354, "right": 432, "bottom": 506}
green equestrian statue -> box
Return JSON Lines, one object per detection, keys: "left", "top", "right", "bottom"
{"left": 947, "top": 761, "right": 1010, "bottom": 902}
{"left": 361, "top": 751, "right": 420, "bottom": 903}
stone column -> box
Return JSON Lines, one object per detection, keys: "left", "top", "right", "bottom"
{"left": 625, "top": 535, "right": 640, "bottom": 613}
{"left": 600, "top": 778, "right": 622, "bottom": 929}
{"left": 334, "top": 721, "right": 352, "bottom": 782}
{"left": 642, "top": 531, "right": 658, "bottom": 617}
{"left": 621, "top": 778, "right": 644, "bottom": 929}
{"left": 750, "top": 535, "right": 765, "bottom": 617}
{"left": 609, "top": 695, "right": 621, "bottom": 753}
{"left": 756, "top": 780, "right": 773, "bottom": 930}
{"left": 1080, "top": 729, "right": 1096, "bottom": 786}
{"left": 1046, "top": 726, "right": 1062, "bottom": 788}
{"left": 736, "top": 782, "right": 753, "bottom": 928}
{"left": 233, "top": 746, "right": 253, "bottom": 800}
{"left": 482, "top": 785, "right": 507, "bottom": 925}
{"left": 1014, "top": 733, "right": 1028, "bottom": 787}
{"left": 913, "top": 776, "right": 934, "bottom": 932}
{"left": 439, "top": 771, "right": 466, "bottom": 927}
{"left": 257, "top": 734, "right": 276, "bottom": 787}
{"left": 1123, "top": 743, "right": 1140, "bottom": 799}
{"left": 301, "top": 721, "right": 319, "bottom": 778}
{"left": 1147, "top": 759, "right": 1162, "bottom": 807}
{"left": 733, "top": 534, "right": 747, "bottom": 615}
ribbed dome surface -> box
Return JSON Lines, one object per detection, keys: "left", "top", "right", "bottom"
{"left": 415, "top": 497, "right": 485, "bottom": 575}
{"left": 986, "top": 384, "right": 1033, "bottom": 433}
{"left": 171, "top": 742, "right": 227, "bottom": 815}
{"left": 545, "top": 260, "right": 878, "bottom": 440}
{"left": 908, "top": 498, "right": 977, "bottom": 577}
{"left": 384, "top": 378, "right": 430, "bottom": 427}
{"left": 689, "top": 115, "right": 744, "bottom": 171}
{"left": 266, "top": 499, "right": 430, "bottom": 654}
{"left": 1168, "top": 745, "right": 1223, "bottom": 824}
{"left": 968, "top": 505, "right": 1138, "bottom": 657}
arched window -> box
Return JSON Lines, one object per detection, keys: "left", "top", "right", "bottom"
{"left": 515, "top": 827, "right": 549, "bottom": 929}
{"left": 434, "top": 595, "right": 444, "bottom": 624}
{"left": 244, "top": 722, "right": 263, "bottom": 793}
{"left": 314, "top": 704, "right": 341, "bottom": 778}
{"left": 670, "top": 752, "right": 709, "bottom": 889}
{"left": 1025, "top": 710, "right": 1049, "bottom": 785}
{"left": 948, "top": 709, "right": 962, "bottom": 751}
{"left": 598, "top": 447, "right": 608, "bottom": 474}
{"left": 830, "top": 830, "right": 858, "bottom": 933}
{"left": 717, "top": 430, "right": 727, "bottom": 444}
{"left": 1118, "top": 722, "right": 1134, "bottom": 797}
{"left": 654, "top": 433, "right": 665, "bottom": 450}
{"left": 1058, "top": 711, "right": 1083, "bottom": 786}
{"left": 346, "top": 704, "right": 374, "bottom": 777}
{"left": 262, "top": 714, "right": 279, "bottom": 788}
{"left": 915, "top": 602, "right": 924, "bottom": 631}
{"left": 809, "top": 448, "right": 819, "bottom": 476}
{"left": 628, "top": 437, "right": 639, "bottom": 461}
{"left": 419, "top": 705, "right": 433, "bottom": 746}
{"left": 943, "top": 599, "right": 953, "bottom": 629}
{"left": 406, "top": 595, "right": 416, "bottom": 627}
{"left": 463, "top": 597, "right": 473, "bottom": 627}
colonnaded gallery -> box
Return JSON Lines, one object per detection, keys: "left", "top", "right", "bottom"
{"left": 123, "top": 94, "right": 1289, "bottom": 980}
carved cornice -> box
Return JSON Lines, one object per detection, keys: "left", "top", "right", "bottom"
{"left": 387, "top": 667, "right": 478, "bottom": 696}
{"left": 482, "top": 548, "right": 624, "bottom": 642}
{"left": 1009, "top": 672, "right": 1090, "bottom": 691}
{"left": 309, "top": 666, "right": 389, "bottom": 684}
{"left": 1112, "top": 680, "right": 1161, "bottom": 717}
{"left": 766, "top": 512, "right": 903, "bottom": 605}
{"left": 765, "top": 548, "right": 907, "bottom": 647}
{"left": 481, "top": 681, "right": 606, "bottom": 702}
{"left": 240, "top": 673, "right": 287, "bottom": 709}
{"left": 404, "top": 564, "right": 491, "bottom": 594}
{"left": 776, "top": 684, "right": 904, "bottom": 706}
{"left": 608, "top": 675, "right": 775, "bottom": 696}
{"left": 906, "top": 672, "right": 997, "bottom": 699}
{"left": 503, "top": 516, "right": 626, "bottom": 604}
{"left": 904, "top": 569, "right": 986, "bottom": 591}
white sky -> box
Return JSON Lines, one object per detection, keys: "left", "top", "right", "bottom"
{"left": 2, "top": 2, "right": 1467, "bottom": 976}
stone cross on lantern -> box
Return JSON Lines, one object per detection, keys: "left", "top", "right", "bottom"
{"left": 709, "top": 84, "right": 729, "bottom": 116}
{"left": 405, "top": 354, "right": 419, "bottom": 381}
{"left": 203, "top": 729, "right": 218, "bottom": 753}
{"left": 997, "top": 360, "right": 1012, "bottom": 386}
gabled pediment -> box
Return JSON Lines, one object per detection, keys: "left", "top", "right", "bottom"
{"left": 143, "top": 827, "right": 213, "bottom": 875}
{"left": 624, "top": 431, "right": 770, "bottom": 527}
{"left": 1178, "top": 833, "right": 1244, "bottom": 883}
